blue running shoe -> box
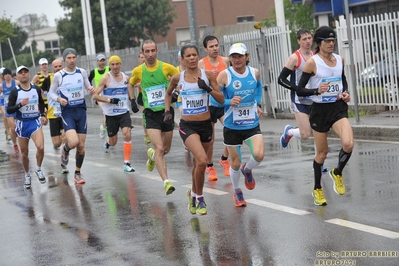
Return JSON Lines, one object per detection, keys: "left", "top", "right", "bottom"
{"left": 280, "top": 125, "right": 293, "bottom": 148}
{"left": 322, "top": 166, "right": 328, "bottom": 172}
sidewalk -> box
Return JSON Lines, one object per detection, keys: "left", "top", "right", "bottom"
{"left": 86, "top": 107, "right": 399, "bottom": 141}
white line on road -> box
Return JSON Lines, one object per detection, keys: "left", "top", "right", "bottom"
{"left": 246, "top": 198, "right": 311, "bottom": 216}
{"left": 182, "top": 184, "right": 229, "bottom": 195}
{"left": 325, "top": 218, "right": 399, "bottom": 239}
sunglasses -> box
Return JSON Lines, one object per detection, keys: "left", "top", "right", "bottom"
{"left": 319, "top": 38, "right": 336, "bottom": 44}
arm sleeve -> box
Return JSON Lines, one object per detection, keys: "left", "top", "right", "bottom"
{"left": 88, "top": 70, "right": 95, "bottom": 84}
{"left": 6, "top": 89, "right": 19, "bottom": 114}
{"left": 210, "top": 86, "right": 230, "bottom": 107}
{"left": 80, "top": 69, "right": 91, "bottom": 89}
{"left": 37, "top": 87, "right": 45, "bottom": 115}
{"left": 48, "top": 72, "right": 61, "bottom": 102}
{"left": 342, "top": 69, "right": 348, "bottom": 92}
{"left": 296, "top": 72, "right": 319, "bottom": 96}
{"left": 277, "top": 67, "right": 297, "bottom": 91}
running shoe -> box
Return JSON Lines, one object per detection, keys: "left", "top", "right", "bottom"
{"left": 280, "top": 125, "right": 293, "bottom": 148}
{"left": 322, "top": 166, "right": 328, "bottom": 172}
{"left": 61, "top": 144, "right": 69, "bottom": 165}
{"left": 164, "top": 180, "right": 175, "bottom": 195}
{"left": 6, "top": 131, "right": 11, "bottom": 142}
{"left": 35, "top": 170, "right": 46, "bottom": 184}
{"left": 187, "top": 189, "right": 197, "bottom": 215}
{"left": 312, "top": 188, "right": 327, "bottom": 206}
{"left": 123, "top": 163, "right": 135, "bottom": 172}
{"left": 103, "top": 138, "right": 109, "bottom": 153}
{"left": 146, "top": 148, "right": 155, "bottom": 171}
{"left": 241, "top": 163, "right": 256, "bottom": 190}
{"left": 219, "top": 157, "right": 230, "bottom": 177}
{"left": 196, "top": 197, "right": 207, "bottom": 215}
{"left": 99, "top": 124, "right": 106, "bottom": 139}
{"left": 4, "top": 130, "right": 7, "bottom": 141}
{"left": 144, "top": 135, "right": 151, "bottom": 144}
{"left": 233, "top": 189, "right": 247, "bottom": 207}
{"left": 24, "top": 175, "right": 31, "bottom": 189}
{"left": 74, "top": 172, "right": 86, "bottom": 184}
{"left": 13, "top": 145, "right": 19, "bottom": 154}
{"left": 206, "top": 166, "right": 218, "bottom": 181}
{"left": 329, "top": 168, "right": 345, "bottom": 195}
{"left": 60, "top": 164, "right": 69, "bottom": 174}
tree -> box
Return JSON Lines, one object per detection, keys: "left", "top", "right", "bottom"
{"left": 261, "top": 0, "right": 315, "bottom": 51}
{"left": 57, "top": 0, "right": 176, "bottom": 54}
{"left": 0, "top": 19, "right": 28, "bottom": 61}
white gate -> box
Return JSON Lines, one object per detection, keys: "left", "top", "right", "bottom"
{"left": 336, "top": 12, "right": 399, "bottom": 110}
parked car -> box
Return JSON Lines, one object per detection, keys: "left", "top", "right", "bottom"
{"left": 360, "top": 51, "right": 399, "bottom": 95}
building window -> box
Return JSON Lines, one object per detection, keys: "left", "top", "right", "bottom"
{"left": 45, "top": 39, "right": 61, "bottom": 55}
{"left": 237, "top": 16, "right": 255, "bottom": 23}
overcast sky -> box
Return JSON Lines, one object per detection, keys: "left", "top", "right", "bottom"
{"left": 1, "top": 0, "right": 67, "bottom": 27}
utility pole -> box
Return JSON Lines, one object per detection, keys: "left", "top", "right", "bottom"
{"left": 186, "top": 0, "right": 199, "bottom": 46}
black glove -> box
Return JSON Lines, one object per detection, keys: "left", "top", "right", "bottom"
{"left": 109, "top": 98, "right": 120, "bottom": 104}
{"left": 171, "top": 90, "right": 179, "bottom": 103}
{"left": 131, "top": 99, "right": 139, "bottom": 113}
{"left": 197, "top": 77, "right": 212, "bottom": 93}
{"left": 163, "top": 110, "right": 173, "bottom": 125}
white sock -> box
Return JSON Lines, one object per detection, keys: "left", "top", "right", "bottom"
{"left": 36, "top": 166, "right": 41, "bottom": 172}
{"left": 245, "top": 155, "right": 261, "bottom": 171}
{"left": 190, "top": 190, "right": 197, "bottom": 198}
{"left": 163, "top": 179, "right": 169, "bottom": 184}
{"left": 290, "top": 128, "right": 301, "bottom": 139}
{"left": 230, "top": 167, "right": 241, "bottom": 189}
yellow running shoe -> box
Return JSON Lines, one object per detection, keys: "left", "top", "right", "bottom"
{"left": 329, "top": 168, "right": 345, "bottom": 195}
{"left": 187, "top": 189, "right": 196, "bottom": 214}
{"left": 312, "top": 188, "right": 327, "bottom": 206}
{"left": 164, "top": 180, "right": 175, "bottom": 195}
{"left": 196, "top": 197, "right": 207, "bottom": 215}
{"left": 144, "top": 135, "right": 151, "bottom": 144}
{"left": 146, "top": 148, "right": 155, "bottom": 171}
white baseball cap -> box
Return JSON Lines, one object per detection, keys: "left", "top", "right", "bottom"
{"left": 228, "top": 43, "right": 248, "bottom": 56}
{"left": 17, "top": 65, "right": 29, "bottom": 73}
{"left": 39, "top": 58, "right": 48, "bottom": 65}
{"left": 0, "top": 67, "right": 4, "bottom": 74}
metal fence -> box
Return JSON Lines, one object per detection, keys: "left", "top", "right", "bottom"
{"left": 29, "top": 11, "right": 399, "bottom": 114}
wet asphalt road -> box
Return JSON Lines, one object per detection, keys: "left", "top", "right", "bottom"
{"left": 1, "top": 109, "right": 399, "bottom": 266}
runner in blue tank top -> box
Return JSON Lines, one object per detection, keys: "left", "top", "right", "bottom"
{"left": 215, "top": 43, "right": 264, "bottom": 208}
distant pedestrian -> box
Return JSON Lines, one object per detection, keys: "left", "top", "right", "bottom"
{"left": 48, "top": 48, "right": 95, "bottom": 184}
{"left": 296, "top": 26, "right": 353, "bottom": 206}
{"left": 7, "top": 66, "right": 47, "bottom": 189}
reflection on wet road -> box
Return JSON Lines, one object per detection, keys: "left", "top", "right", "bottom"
{"left": 0, "top": 117, "right": 398, "bottom": 265}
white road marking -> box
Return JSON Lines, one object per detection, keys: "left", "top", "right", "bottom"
{"left": 182, "top": 184, "right": 229, "bottom": 195}
{"left": 325, "top": 218, "right": 399, "bottom": 239}
{"left": 246, "top": 198, "right": 311, "bottom": 215}
{"left": 140, "top": 174, "right": 176, "bottom": 183}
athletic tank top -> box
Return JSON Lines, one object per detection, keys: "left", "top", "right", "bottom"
{"left": 101, "top": 72, "right": 130, "bottom": 116}
{"left": 93, "top": 66, "right": 110, "bottom": 87}
{"left": 290, "top": 50, "right": 313, "bottom": 105}
{"left": 2, "top": 79, "right": 16, "bottom": 107}
{"left": 309, "top": 53, "right": 343, "bottom": 104}
{"left": 223, "top": 66, "right": 259, "bottom": 130}
{"left": 203, "top": 56, "right": 226, "bottom": 77}
{"left": 140, "top": 61, "right": 169, "bottom": 111}
{"left": 178, "top": 69, "right": 209, "bottom": 116}
{"left": 57, "top": 68, "right": 87, "bottom": 109}
{"left": 14, "top": 85, "right": 41, "bottom": 121}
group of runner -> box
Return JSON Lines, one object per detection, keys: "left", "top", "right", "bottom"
{"left": 0, "top": 25, "right": 353, "bottom": 214}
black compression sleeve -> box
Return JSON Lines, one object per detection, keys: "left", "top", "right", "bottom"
{"left": 342, "top": 69, "right": 348, "bottom": 92}
{"left": 296, "top": 72, "right": 319, "bottom": 96}
{"left": 277, "top": 67, "right": 297, "bottom": 91}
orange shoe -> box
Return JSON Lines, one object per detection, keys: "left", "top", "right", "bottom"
{"left": 206, "top": 166, "right": 218, "bottom": 181}
{"left": 219, "top": 158, "right": 230, "bottom": 177}
{"left": 233, "top": 189, "right": 247, "bottom": 207}
{"left": 13, "top": 145, "right": 19, "bottom": 154}
{"left": 241, "top": 163, "right": 256, "bottom": 190}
